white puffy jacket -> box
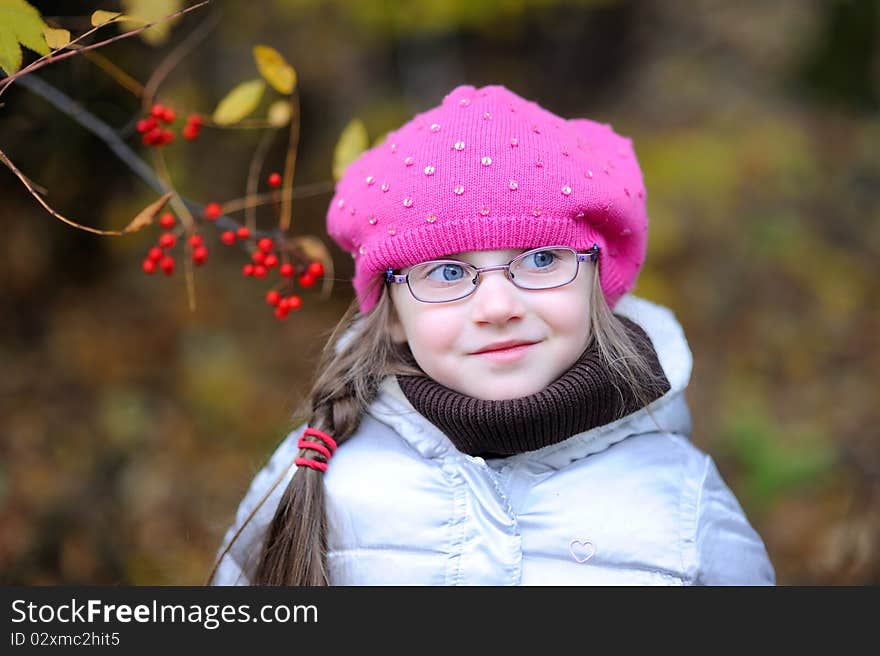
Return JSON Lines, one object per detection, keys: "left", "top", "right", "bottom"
{"left": 212, "top": 294, "right": 775, "bottom": 585}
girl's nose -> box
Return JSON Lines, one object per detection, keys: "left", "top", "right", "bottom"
{"left": 470, "top": 269, "right": 526, "bottom": 322}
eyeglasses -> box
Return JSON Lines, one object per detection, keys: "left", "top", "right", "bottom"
{"left": 385, "top": 244, "right": 600, "bottom": 304}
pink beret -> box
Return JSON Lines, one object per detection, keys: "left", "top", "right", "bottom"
{"left": 326, "top": 84, "right": 649, "bottom": 315}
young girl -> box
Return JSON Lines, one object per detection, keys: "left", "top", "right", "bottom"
{"left": 208, "top": 84, "right": 775, "bottom": 586}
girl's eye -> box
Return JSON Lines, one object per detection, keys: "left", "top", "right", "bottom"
{"left": 523, "top": 250, "right": 556, "bottom": 269}
{"left": 425, "top": 263, "right": 467, "bottom": 282}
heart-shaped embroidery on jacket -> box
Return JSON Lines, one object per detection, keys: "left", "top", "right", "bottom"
{"left": 568, "top": 538, "right": 596, "bottom": 564}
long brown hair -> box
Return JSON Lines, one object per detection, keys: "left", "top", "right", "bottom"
{"left": 206, "top": 259, "right": 669, "bottom": 585}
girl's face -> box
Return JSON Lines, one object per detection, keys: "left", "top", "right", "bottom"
{"left": 389, "top": 248, "right": 593, "bottom": 400}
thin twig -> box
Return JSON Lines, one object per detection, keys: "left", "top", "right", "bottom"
{"left": 245, "top": 128, "right": 279, "bottom": 230}
{"left": 151, "top": 145, "right": 198, "bottom": 311}
{"left": 142, "top": 8, "right": 222, "bottom": 112}
{"left": 83, "top": 50, "right": 145, "bottom": 97}
{"left": 0, "top": 149, "right": 126, "bottom": 235}
{"left": 280, "top": 91, "right": 301, "bottom": 232}
{"left": 221, "top": 183, "right": 335, "bottom": 214}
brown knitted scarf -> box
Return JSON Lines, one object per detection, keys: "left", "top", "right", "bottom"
{"left": 396, "top": 315, "right": 671, "bottom": 458}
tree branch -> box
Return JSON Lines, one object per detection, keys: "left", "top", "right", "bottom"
{"left": 13, "top": 74, "right": 333, "bottom": 236}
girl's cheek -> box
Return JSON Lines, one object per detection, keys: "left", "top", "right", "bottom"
{"left": 413, "top": 310, "right": 460, "bottom": 351}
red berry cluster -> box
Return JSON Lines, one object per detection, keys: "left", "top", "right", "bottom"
{"left": 136, "top": 103, "right": 203, "bottom": 146}
{"left": 141, "top": 212, "right": 209, "bottom": 275}
{"left": 141, "top": 175, "right": 322, "bottom": 321}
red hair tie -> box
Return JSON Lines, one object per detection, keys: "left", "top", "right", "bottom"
{"left": 295, "top": 426, "right": 338, "bottom": 473}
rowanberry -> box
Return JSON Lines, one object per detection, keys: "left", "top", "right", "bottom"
{"left": 148, "top": 247, "right": 163, "bottom": 261}
{"left": 242, "top": 264, "right": 255, "bottom": 276}
{"left": 252, "top": 251, "right": 266, "bottom": 265}
{"left": 204, "top": 202, "right": 222, "bottom": 220}
{"left": 266, "top": 290, "right": 281, "bottom": 306}
{"left": 298, "top": 272, "right": 316, "bottom": 288}
{"left": 254, "top": 265, "right": 268, "bottom": 279}
{"left": 137, "top": 117, "right": 157, "bottom": 133}
{"left": 159, "top": 212, "right": 175, "bottom": 229}
{"left": 268, "top": 172, "right": 281, "bottom": 187}
{"left": 160, "top": 107, "right": 176, "bottom": 124}
{"left": 221, "top": 231, "right": 236, "bottom": 246}
{"left": 274, "top": 306, "right": 289, "bottom": 320}
{"left": 142, "top": 259, "right": 156, "bottom": 274}
{"left": 193, "top": 246, "right": 208, "bottom": 265}
{"left": 159, "top": 232, "right": 176, "bottom": 249}
{"left": 264, "top": 254, "right": 278, "bottom": 268}
{"left": 258, "top": 237, "right": 274, "bottom": 253}
{"left": 189, "top": 233, "right": 203, "bottom": 247}
{"left": 279, "top": 263, "right": 293, "bottom": 278}
{"left": 235, "top": 226, "right": 250, "bottom": 240}
{"left": 187, "top": 113, "right": 203, "bottom": 127}
{"left": 182, "top": 124, "right": 200, "bottom": 140}
{"left": 159, "top": 255, "right": 175, "bottom": 275}
{"left": 286, "top": 295, "right": 302, "bottom": 310}
{"left": 307, "top": 261, "right": 324, "bottom": 277}
{"left": 160, "top": 129, "right": 174, "bottom": 145}
{"left": 150, "top": 103, "right": 166, "bottom": 119}
{"left": 144, "top": 127, "right": 163, "bottom": 145}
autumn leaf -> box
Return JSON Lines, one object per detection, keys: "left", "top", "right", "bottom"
{"left": 42, "top": 27, "right": 70, "bottom": 50}
{"left": 90, "top": 10, "right": 123, "bottom": 27}
{"left": 253, "top": 45, "right": 296, "bottom": 95}
{"left": 123, "top": 191, "right": 173, "bottom": 233}
{"left": 0, "top": 0, "right": 50, "bottom": 75}
{"left": 332, "top": 118, "right": 369, "bottom": 181}
{"left": 291, "top": 235, "right": 332, "bottom": 267}
{"left": 212, "top": 79, "right": 266, "bottom": 126}
{"left": 120, "top": 0, "right": 182, "bottom": 46}
{"left": 267, "top": 100, "right": 292, "bottom": 127}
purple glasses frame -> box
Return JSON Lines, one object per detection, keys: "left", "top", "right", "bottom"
{"left": 384, "top": 243, "right": 600, "bottom": 304}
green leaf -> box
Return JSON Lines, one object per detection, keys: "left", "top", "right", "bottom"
{"left": 212, "top": 79, "right": 266, "bottom": 126}
{"left": 332, "top": 118, "right": 369, "bottom": 181}
{"left": 253, "top": 45, "right": 296, "bottom": 95}
{"left": 0, "top": 0, "right": 50, "bottom": 75}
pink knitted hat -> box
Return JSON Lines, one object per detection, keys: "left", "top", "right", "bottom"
{"left": 327, "top": 84, "right": 649, "bottom": 315}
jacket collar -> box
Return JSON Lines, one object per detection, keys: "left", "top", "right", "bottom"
{"left": 362, "top": 294, "right": 693, "bottom": 468}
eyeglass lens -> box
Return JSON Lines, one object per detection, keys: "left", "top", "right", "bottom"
{"left": 407, "top": 248, "right": 580, "bottom": 302}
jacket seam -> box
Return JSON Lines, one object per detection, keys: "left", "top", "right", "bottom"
{"left": 442, "top": 467, "right": 467, "bottom": 586}
{"left": 480, "top": 461, "right": 523, "bottom": 585}
{"left": 688, "top": 453, "right": 711, "bottom": 585}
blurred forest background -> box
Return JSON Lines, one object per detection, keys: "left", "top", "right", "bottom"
{"left": 1, "top": 0, "right": 877, "bottom": 585}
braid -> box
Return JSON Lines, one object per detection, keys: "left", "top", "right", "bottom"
{"left": 206, "top": 275, "right": 422, "bottom": 586}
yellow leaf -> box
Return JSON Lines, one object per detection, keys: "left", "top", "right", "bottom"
{"left": 123, "top": 192, "right": 173, "bottom": 233}
{"left": 212, "top": 79, "right": 266, "bottom": 126}
{"left": 90, "top": 10, "right": 122, "bottom": 26}
{"left": 332, "top": 119, "right": 369, "bottom": 181}
{"left": 42, "top": 27, "right": 70, "bottom": 49}
{"left": 120, "top": 0, "right": 182, "bottom": 46}
{"left": 253, "top": 45, "right": 296, "bottom": 95}
{"left": 267, "top": 100, "right": 292, "bottom": 127}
